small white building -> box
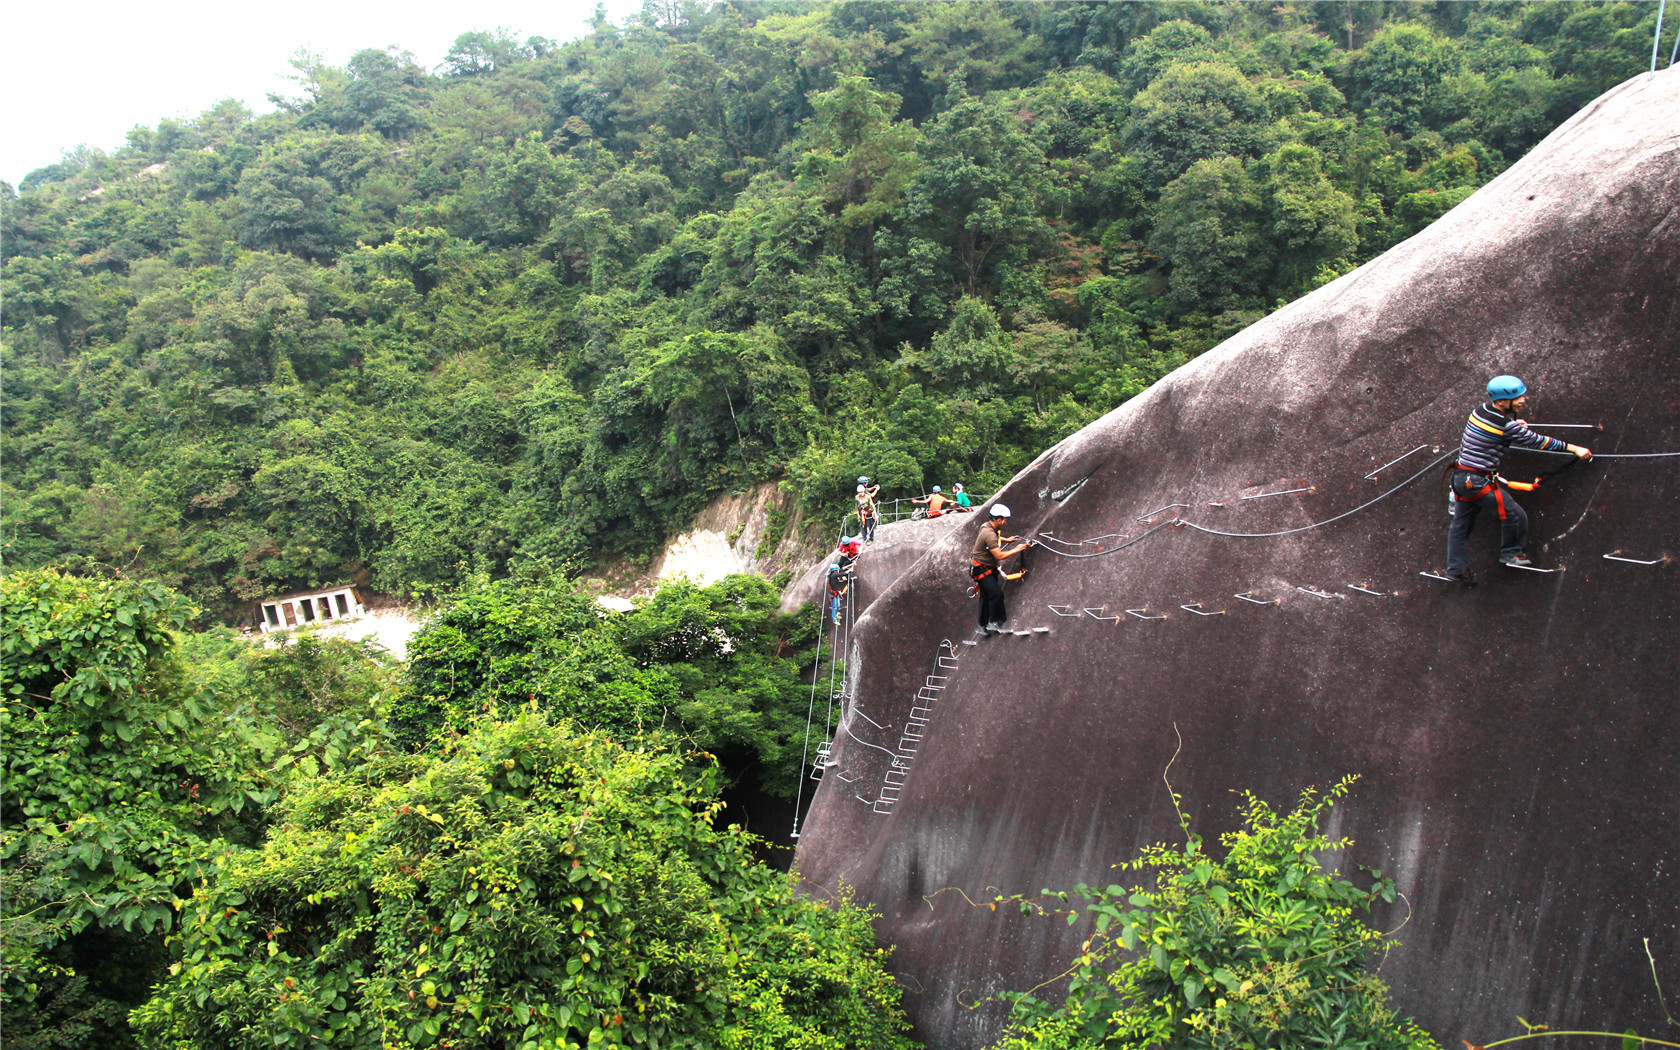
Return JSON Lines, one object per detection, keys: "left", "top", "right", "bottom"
{"left": 257, "top": 587, "right": 367, "bottom": 634}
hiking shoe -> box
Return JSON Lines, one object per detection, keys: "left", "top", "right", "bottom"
{"left": 1499, "top": 553, "right": 1534, "bottom": 568}
{"left": 1445, "top": 570, "right": 1477, "bottom": 585}
{"left": 985, "top": 622, "right": 1007, "bottom": 633}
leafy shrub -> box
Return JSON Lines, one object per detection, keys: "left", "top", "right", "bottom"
{"left": 994, "top": 776, "right": 1439, "bottom": 1050}
{"left": 0, "top": 570, "right": 278, "bottom": 1044}
{"left": 133, "top": 711, "right": 918, "bottom": 1050}
{"left": 390, "top": 572, "right": 820, "bottom": 795}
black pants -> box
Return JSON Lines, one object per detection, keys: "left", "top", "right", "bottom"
{"left": 1446, "top": 470, "right": 1528, "bottom": 574}
{"left": 861, "top": 512, "right": 876, "bottom": 541}
{"left": 976, "top": 571, "right": 1006, "bottom": 627}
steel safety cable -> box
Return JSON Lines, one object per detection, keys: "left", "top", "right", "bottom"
{"left": 791, "top": 597, "right": 833, "bottom": 838}
{"left": 1028, "top": 518, "right": 1186, "bottom": 560}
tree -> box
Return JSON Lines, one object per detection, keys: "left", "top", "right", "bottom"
{"left": 1348, "top": 23, "right": 1463, "bottom": 135}
{"left": 132, "top": 712, "right": 919, "bottom": 1050}
{"left": 1122, "top": 60, "right": 1270, "bottom": 192}
{"left": 1262, "top": 142, "right": 1357, "bottom": 297}
{"left": 1150, "top": 156, "right": 1266, "bottom": 310}
{"left": 879, "top": 79, "right": 1055, "bottom": 322}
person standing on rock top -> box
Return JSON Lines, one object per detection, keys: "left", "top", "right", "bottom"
{"left": 855, "top": 477, "right": 880, "bottom": 542}
{"left": 972, "top": 504, "right": 1032, "bottom": 631}
{"left": 1444, "top": 374, "right": 1591, "bottom": 583}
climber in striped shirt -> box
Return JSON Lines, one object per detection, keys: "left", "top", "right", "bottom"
{"left": 1444, "top": 375, "right": 1591, "bottom": 582}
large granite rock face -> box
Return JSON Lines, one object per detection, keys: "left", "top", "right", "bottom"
{"left": 794, "top": 70, "right": 1679, "bottom": 1048}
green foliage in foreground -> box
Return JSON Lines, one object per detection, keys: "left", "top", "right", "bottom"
{"left": 0, "top": 569, "right": 396, "bottom": 1047}
{"left": 392, "top": 571, "right": 822, "bottom": 795}
{"left": 994, "top": 777, "right": 1438, "bottom": 1050}
{"left": 132, "top": 711, "right": 916, "bottom": 1050}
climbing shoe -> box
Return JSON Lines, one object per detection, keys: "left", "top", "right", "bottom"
{"left": 1499, "top": 553, "right": 1534, "bottom": 568}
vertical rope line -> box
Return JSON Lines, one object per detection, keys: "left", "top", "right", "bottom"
{"left": 1654, "top": 0, "right": 1669, "bottom": 74}
{"left": 791, "top": 598, "right": 827, "bottom": 839}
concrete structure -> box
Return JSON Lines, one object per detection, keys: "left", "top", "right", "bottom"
{"left": 257, "top": 586, "right": 367, "bottom": 634}
{"left": 794, "top": 69, "right": 1679, "bottom": 1048}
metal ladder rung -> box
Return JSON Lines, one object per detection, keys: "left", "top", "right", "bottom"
{"left": 1296, "top": 586, "right": 1343, "bottom": 600}
{"left": 1180, "top": 603, "right": 1224, "bottom": 616}
{"left": 836, "top": 769, "right": 858, "bottom": 783}
{"left": 903, "top": 723, "right": 924, "bottom": 739}
{"left": 1047, "top": 604, "right": 1080, "bottom": 617}
{"left": 898, "top": 738, "right": 919, "bottom": 753}
{"left": 1604, "top": 550, "right": 1666, "bottom": 565}
{"left": 937, "top": 657, "right": 959, "bottom": 669}
{"left": 872, "top": 799, "right": 896, "bottom": 814}
{"left": 910, "top": 706, "right": 933, "bottom": 720}
{"left": 885, "top": 769, "right": 908, "bottom": 785}
{"left": 1126, "top": 608, "right": 1165, "bottom": 620}
{"left": 879, "top": 785, "right": 901, "bottom": 801}
{"left": 1234, "top": 592, "right": 1280, "bottom": 605}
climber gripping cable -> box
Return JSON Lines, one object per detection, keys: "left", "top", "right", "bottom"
{"left": 1441, "top": 375, "right": 1591, "bottom": 583}
{"left": 971, "top": 503, "right": 1033, "bottom": 632}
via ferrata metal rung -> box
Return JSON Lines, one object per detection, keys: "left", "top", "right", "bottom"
{"left": 1126, "top": 608, "right": 1166, "bottom": 620}
{"left": 1603, "top": 550, "right": 1666, "bottom": 565}
{"left": 910, "top": 706, "right": 933, "bottom": 720}
{"left": 836, "top": 769, "right": 858, "bottom": 783}
{"left": 1235, "top": 592, "right": 1280, "bottom": 605}
{"left": 885, "top": 768, "right": 908, "bottom": 786}
{"left": 1365, "top": 445, "right": 1430, "bottom": 479}
{"left": 1083, "top": 606, "right": 1120, "bottom": 622}
{"left": 1347, "top": 584, "right": 1388, "bottom": 596}
{"left": 1419, "top": 571, "right": 1456, "bottom": 582}
{"left": 1296, "top": 585, "right": 1344, "bottom": 600}
{"left": 1180, "top": 603, "right": 1224, "bottom": 616}
{"left": 1047, "top": 604, "right": 1080, "bottom": 617}
{"left": 1242, "top": 486, "right": 1313, "bottom": 501}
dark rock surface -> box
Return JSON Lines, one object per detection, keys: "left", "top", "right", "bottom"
{"left": 779, "top": 513, "right": 977, "bottom": 616}
{"left": 794, "top": 70, "right": 1679, "bottom": 1048}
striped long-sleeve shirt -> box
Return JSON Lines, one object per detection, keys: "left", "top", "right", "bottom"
{"left": 1457, "top": 402, "right": 1568, "bottom": 472}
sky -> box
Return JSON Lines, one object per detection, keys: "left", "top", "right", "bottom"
{"left": 2, "top": 0, "right": 645, "bottom": 187}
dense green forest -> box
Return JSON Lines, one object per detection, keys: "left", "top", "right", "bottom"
{"left": 5, "top": 1, "right": 1670, "bottom": 620}
{"left": 2, "top": 567, "right": 892, "bottom": 1048}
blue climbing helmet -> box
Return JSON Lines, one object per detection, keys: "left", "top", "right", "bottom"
{"left": 931, "top": 486, "right": 941, "bottom": 493}
{"left": 858, "top": 476, "right": 870, "bottom": 484}
{"left": 1488, "top": 375, "right": 1528, "bottom": 401}
{"left": 827, "top": 563, "right": 841, "bottom": 573}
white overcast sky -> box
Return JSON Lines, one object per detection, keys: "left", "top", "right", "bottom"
{"left": 2, "top": 0, "right": 646, "bottom": 187}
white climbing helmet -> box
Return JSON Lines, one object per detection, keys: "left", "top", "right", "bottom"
{"left": 953, "top": 483, "right": 964, "bottom": 492}
{"left": 990, "top": 503, "right": 1011, "bottom": 518}
{"left": 857, "top": 484, "right": 866, "bottom": 493}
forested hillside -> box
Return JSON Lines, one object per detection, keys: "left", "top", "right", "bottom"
{"left": 3, "top": 0, "right": 1667, "bottom": 619}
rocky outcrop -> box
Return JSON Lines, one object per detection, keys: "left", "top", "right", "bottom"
{"left": 644, "top": 481, "right": 822, "bottom": 589}
{"left": 794, "top": 70, "right": 1679, "bottom": 1048}
{"left": 779, "top": 513, "right": 978, "bottom": 615}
